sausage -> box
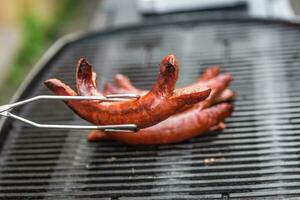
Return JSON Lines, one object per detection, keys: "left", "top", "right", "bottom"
{"left": 80, "top": 66, "right": 233, "bottom": 145}
{"left": 88, "top": 103, "right": 233, "bottom": 145}
{"left": 85, "top": 66, "right": 232, "bottom": 112}
{"left": 44, "top": 55, "right": 211, "bottom": 129}
{"left": 103, "top": 65, "right": 220, "bottom": 96}
{"left": 103, "top": 66, "right": 234, "bottom": 103}
{"left": 197, "top": 65, "right": 220, "bottom": 82}
{"left": 105, "top": 73, "right": 233, "bottom": 108}
{"left": 215, "top": 88, "right": 235, "bottom": 104}
{"left": 197, "top": 66, "right": 234, "bottom": 103}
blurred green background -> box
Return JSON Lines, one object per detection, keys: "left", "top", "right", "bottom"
{"left": 0, "top": 0, "right": 98, "bottom": 104}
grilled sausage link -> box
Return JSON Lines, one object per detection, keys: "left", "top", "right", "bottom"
{"left": 103, "top": 66, "right": 234, "bottom": 103}
{"left": 88, "top": 103, "right": 233, "bottom": 145}
{"left": 44, "top": 55, "right": 211, "bottom": 129}
{"left": 79, "top": 65, "right": 233, "bottom": 145}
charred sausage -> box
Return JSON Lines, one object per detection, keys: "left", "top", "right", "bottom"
{"left": 77, "top": 65, "right": 233, "bottom": 145}
{"left": 44, "top": 55, "right": 211, "bottom": 129}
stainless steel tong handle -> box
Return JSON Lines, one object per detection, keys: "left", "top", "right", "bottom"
{"left": 0, "top": 95, "right": 140, "bottom": 132}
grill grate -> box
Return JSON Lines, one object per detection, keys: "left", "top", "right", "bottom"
{"left": 1, "top": 19, "right": 300, "bottom": 199}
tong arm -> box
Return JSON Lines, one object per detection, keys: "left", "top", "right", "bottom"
{"left": 0, "top": 94, "right": 140, "bottom": 132}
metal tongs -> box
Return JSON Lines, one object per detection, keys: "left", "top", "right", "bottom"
{"left": 0, "top": 94, "right": 140, "bottom": 132}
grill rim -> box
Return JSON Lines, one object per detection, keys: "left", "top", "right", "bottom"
{"left": 1, "top": 16, "right": 300, "bottom": 151}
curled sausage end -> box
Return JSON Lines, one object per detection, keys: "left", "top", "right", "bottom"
{"left": 77, "top": 58, "right": 93, "bottom": 82}
{"left": 171, "top": 87, "right": 211, "bottom": 105}
{"left": 198, "top": 65, "right": 220, "bottom": 82}
{"left": 163, "top": 54, "right": 178, "bottom": 76}
{"left": 76, "top": 58, "right": 103, "bottom": 96}
{"left": 44, "top": 79, "right": 77, "bottom": 96}
{"left": 215, "top": 89, "right": 235, "bottom": 103}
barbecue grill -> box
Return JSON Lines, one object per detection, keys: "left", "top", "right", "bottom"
{"left": 1, "top": 17, "right": 300, "bottom": 199}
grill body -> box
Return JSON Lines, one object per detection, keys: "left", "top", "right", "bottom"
{"left": 1, "top": 18, "right": 300, "bottom": 199}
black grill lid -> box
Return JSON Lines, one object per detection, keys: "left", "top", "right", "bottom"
{"left": 1, "top": 18, "right": 300, "bottom": 199}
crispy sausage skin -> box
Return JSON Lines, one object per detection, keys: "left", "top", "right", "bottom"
{"left": 78, "top": 65, "right": 233, "bottom": 145}
{"left": 44, "top": 55, "right": 211, "bottom": 129}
